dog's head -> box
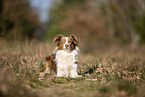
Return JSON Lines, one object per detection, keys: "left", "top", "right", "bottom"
{"left": 54, "top": 34, "right": 80, "bottom": 51}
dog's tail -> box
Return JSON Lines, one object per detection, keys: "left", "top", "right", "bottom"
{"left": 44, "top": 54, "right": 56, "bottom": 74}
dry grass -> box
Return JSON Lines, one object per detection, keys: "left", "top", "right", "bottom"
{"left": 0, "top": 40, "right": 145, "bottom": 97}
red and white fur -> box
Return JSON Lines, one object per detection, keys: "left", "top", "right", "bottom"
{"left": 41, "top": 34, "right": 81, "bottom": 78}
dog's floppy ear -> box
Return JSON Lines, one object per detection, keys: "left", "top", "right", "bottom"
{"left": 70, "top": 34, "right": 80, "bottom": 45}
{"left": 53, "top": 34, "right": 64, "bottom": 46}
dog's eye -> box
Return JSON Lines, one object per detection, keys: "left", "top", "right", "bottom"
{"left": 68, "top": 41, "right": 71, "bottom": 43}
{"left": 60, "top": 41, "right": 65, "bottom": 44}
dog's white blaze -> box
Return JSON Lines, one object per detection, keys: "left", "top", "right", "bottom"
{"left": 56, "top": 50, "right": 79, "bottom": 78}
{"left": 63, "top": 37, "right": 70, "bottom": 50}
{"left": 65, "top": 37, "right": 69, "bottom": 44}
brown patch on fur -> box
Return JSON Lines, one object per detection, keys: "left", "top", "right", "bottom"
{"left": 64, "top": 38, "right": 66, "bottom": 43}
{"left": 43, "top": 54, "right": 57, "bottom": 74}
{"left": 70, "top": 43, "right": 75, "bottom": 50}
{"left": 68, "top": 38, "right": 71, "bottom": 44}
{"left": 58, "top": 44, "right": 63, "bottom": 50}
{"left": 58, "top": 38, "right": 64, "bottom": 50}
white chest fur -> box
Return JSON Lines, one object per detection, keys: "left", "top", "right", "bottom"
{"left": 56, "top": 50, "right": 79, "bottom": 78}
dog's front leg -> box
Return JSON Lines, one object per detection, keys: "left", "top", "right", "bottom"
{"left": 69, "top": 64, "right": 79, "bottom": 78}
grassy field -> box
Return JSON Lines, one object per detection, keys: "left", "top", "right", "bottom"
{"left": 0, "top": 40, "right": 145, "bottom": 97}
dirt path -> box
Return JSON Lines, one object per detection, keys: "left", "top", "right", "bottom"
{"left": 32, "top": 87, "right": 76, "bottom": 97}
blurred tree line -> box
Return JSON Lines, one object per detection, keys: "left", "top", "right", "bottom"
{"left": 1, "top": 0, "right": 145, "bottom": 47}
{"left": 47, "top": 0, "right": 145, "bottom": 48}
{"left": 100, "top": 0, "right": 145, "bottom": 48}
{"left": 0, "top": 0, "right": 41, "bottom": 40}
{"left": 46, "top": 0, "right": 109, "bottom": 46}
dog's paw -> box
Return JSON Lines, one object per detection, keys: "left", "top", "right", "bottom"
{"left": 70, "top": 75, "right": 83, "bottom": 78}
{"left": 77, "top": 75, "right": 83, "bottom": 77}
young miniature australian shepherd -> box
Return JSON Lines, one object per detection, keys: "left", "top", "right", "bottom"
{"left": 41, "top": 34, "right": 81, "bottom": 78}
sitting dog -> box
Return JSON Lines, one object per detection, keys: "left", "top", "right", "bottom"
{"left": 41, "top": 34, "right": 81, "bottom": 78}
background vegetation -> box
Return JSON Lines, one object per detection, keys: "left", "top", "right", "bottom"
{"left": 0, "top": 0, "right": 41, "bottom": 40}
{"left": 0, "top": 0, "right": 145, "bottom": 97}
{"left": 47, "top": 0, "right": 145, "bottom": 49}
